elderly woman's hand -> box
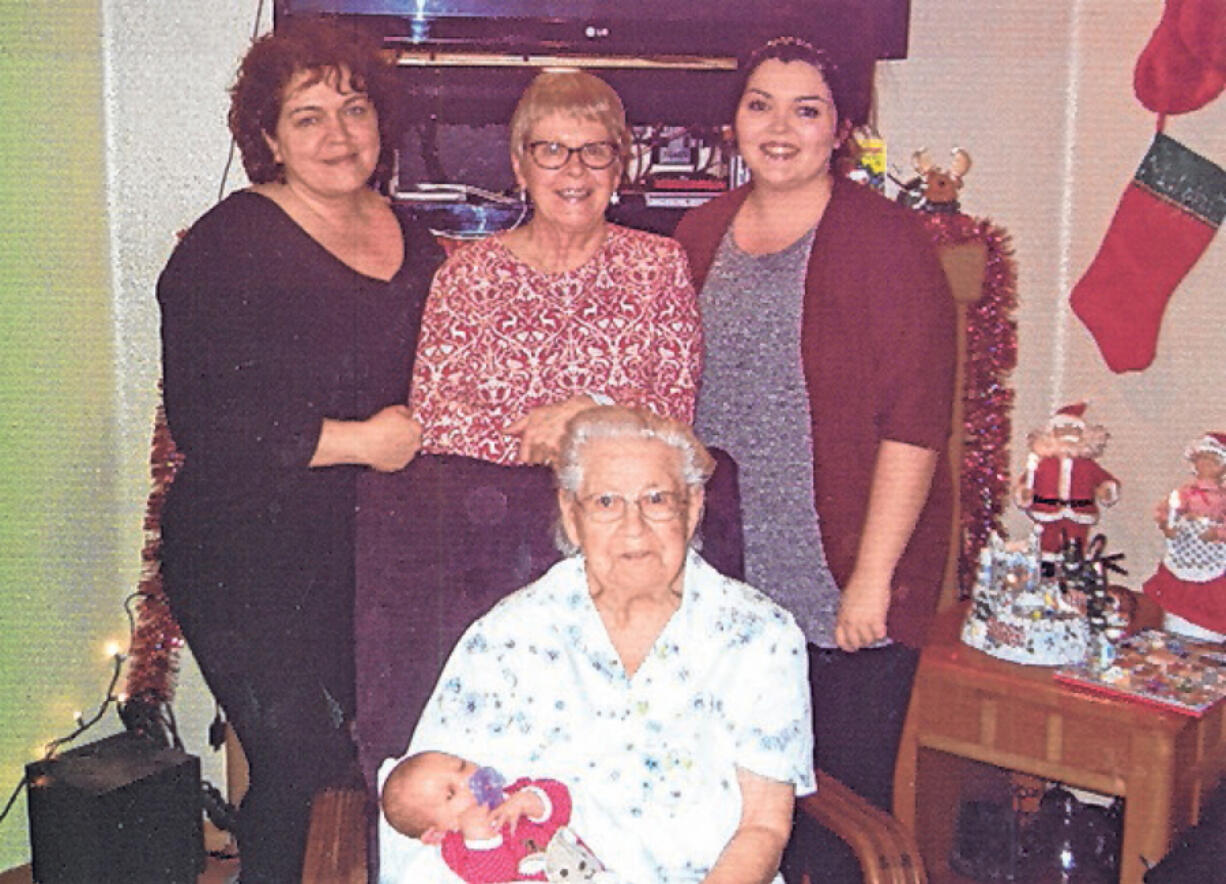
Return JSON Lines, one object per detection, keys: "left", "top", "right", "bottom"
{"left": 506, "top": 395, "right": 601, "bottom": 465}
{"left": 700, "top": 767, "right": 793, "bottom": 884}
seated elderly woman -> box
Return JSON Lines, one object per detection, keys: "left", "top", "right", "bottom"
{"left": 377, "top": 406, "right": 815, "bottom": 884}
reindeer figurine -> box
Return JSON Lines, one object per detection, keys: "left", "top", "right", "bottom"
{"left": 896, "top": 147, "right": 972, "bottom": 213}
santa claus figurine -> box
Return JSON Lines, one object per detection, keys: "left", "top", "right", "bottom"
{"left": 1014, "top": 403, "right": 1121, "bottom": 560}
{"left": 1144, "top": 432, "right": 1226, "bottom": 640}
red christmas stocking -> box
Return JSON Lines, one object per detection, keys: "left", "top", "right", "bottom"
{"left": 1134, "top": 0, "right": 1224, "bottom": 115}
{"left": 1179, "top": 0, "right": 1226, "bottom": 74}
{"left": 1071, "top": 132, "right": 1226, "bottom": 373}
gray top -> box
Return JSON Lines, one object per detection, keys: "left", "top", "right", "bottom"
{"left": 694, "top": 226, "right": 842, "bottom": 647}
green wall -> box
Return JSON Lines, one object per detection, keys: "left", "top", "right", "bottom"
{"left": 0, "top": 1, "right": 128, "bottom": 870}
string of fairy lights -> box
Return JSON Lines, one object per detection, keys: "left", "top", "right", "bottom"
{"left": 0, "top": 597, "right": 139, "bottom": 826}
{"left": 1, "top": 0, "right": 269, "bottom": 841}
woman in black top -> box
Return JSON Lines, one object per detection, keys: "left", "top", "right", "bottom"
{"left": 156, "top": 20, "right": 441, "bottom": 882}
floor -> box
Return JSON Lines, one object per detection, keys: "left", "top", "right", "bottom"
{"left": 0, "top": 824, "right": 240, "bottom": 883}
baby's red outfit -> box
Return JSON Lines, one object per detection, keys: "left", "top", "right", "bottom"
{"left": 441, "top": 778, "right": 571, "bottom": 883}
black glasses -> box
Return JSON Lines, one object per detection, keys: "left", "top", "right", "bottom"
{"left": 525, "top": 140, "right": 620, "bottom": 170}
{"left": 573, "top": 490, "right": 687, "bottom": 523}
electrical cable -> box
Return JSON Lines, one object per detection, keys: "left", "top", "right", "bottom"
{"left": 41, "top": 649, "right": 126, "bottom": 760}
{"left": 0, "top": 775, "right": 27, "bottom": 827}
{"left": 217, "top": 0, "right": 268, "bottom": 203}
{"left": 0, "top": 0, "right": 266, "bottom": 842}
{"left": 416, "top": 119, "right": 449, "bottom": 183}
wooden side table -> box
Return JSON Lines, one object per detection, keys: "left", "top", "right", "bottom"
{"left": 894, "top": 606, "right": 1226, "bottom": 883}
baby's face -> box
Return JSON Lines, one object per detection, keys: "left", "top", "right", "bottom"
{"left": 419, "top": 754, "right": 481, "bottom": 832}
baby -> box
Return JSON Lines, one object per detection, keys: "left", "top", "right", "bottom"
{"left": 381, "top": 751, "right": 575, "bottom": 883}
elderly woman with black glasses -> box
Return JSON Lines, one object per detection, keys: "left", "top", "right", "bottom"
{"left": 408, "top": 70, "right": 700, "bottom": 465}
{"left": 379, "top": 406, "right": 814, "bottom": 884}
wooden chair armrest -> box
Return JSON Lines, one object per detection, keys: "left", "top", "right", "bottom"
{"left": 298, "top": 775, "right": 926, "bottom": 883}
{"left": 796, "top": 771, "right": 927, "bottom": 884}
{"left": 303, "top": 785, "right": 369, "bottom": 884}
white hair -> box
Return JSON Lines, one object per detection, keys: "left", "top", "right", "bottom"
{"left": 551, "top": 406, "right": 714, "bottom": 555}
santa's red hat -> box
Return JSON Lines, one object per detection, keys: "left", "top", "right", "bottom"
{"left": 1048, "top": 402, "right": 1088, "bottom": 429}
{"left": 1186, "top": 432, "right": 1226, "bottom": 462}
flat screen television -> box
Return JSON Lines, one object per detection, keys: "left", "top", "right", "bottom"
{"left": 275, "top": 0, "right": 910, "bottom": 60}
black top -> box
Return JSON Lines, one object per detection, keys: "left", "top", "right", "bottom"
{"left": 157, "top": 190, "right": 440, "bottom": 576}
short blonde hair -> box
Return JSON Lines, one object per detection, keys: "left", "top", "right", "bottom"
{"left": 508, "top": 71, "right": 631, "bottom": 164}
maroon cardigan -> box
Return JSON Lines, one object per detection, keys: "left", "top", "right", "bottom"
{"left": 674, "top": 177, "right": 956, "bottom": 647}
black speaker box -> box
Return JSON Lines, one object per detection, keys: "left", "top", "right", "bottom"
{"left": 26, "top": 732, "right": 204, "bottom": 883}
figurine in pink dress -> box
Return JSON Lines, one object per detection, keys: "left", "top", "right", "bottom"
{"left": 1014, "top": 403, "right": 1121, "bottom": 559}
{"left": 1144, "top": 433, "right": 1226, "bottom": 638}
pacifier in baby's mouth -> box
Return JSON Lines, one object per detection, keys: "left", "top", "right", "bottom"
{"left": 468, "top": 766, "right": 507, "bottom": 809}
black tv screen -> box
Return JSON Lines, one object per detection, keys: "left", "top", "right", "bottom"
{"left": 276, "top": 0, "right": 910, "bottom": 60}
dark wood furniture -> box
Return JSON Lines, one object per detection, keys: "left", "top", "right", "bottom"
{"left": 893, "top": 603, "right": 1226, "bottom": 884}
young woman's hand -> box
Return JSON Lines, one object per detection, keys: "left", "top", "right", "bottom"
{"left": 311, "top": 405, "right": 422, "bottom": 471}
{"left": 359, "top": 405, "right": 423, "bottom": 472}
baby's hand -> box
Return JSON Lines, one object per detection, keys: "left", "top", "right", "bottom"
{"left": 488, "top": 789, "right": 545, "bottom": 834}
{"left": 457, "top": 803, "right": 498, "bottom": 840}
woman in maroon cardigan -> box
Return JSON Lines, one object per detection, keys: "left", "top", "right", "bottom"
{"left": 673, "top": 36, "right": 956, "bottom": 878}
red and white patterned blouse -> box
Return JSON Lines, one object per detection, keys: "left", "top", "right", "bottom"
{"left": 409, "top": 224, "right": 701, "bottom": 464}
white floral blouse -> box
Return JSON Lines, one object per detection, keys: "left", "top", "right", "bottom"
{"left": 379, "top": 551, "right": 815, "bottom": 884}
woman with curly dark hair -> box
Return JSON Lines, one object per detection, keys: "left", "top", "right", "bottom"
{"left": 156, "top": 18, "right": 441, "bottom": 881}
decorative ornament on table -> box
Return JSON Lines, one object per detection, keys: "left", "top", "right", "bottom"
{"left": 962, "top": 530, "right": 1130, "bottom": 668}
{"left": 1143, "top": 432, "right": 1226, "bottom": 641}
{"left": 1013, "top": 403, "right": 1120, "bottom": 567}
{"left": 962, "top": 531, "right": 1089, "bottom": 666}
{"left": 894, "top": 147, "right": 971, "bottom": 213}
{"left": 1061, "top": 534, "right": 1131, "bottom": 671}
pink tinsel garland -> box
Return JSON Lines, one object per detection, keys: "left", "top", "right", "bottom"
{"left": 920, "top": 211, "right": 1019, "bottom": 597}
{"left": 124, "top": 401, "right": 185, "bottom": 706}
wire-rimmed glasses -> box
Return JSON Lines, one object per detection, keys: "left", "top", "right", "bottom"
{"left": 573, "top": 489, "right": 688, "bottom": 523}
